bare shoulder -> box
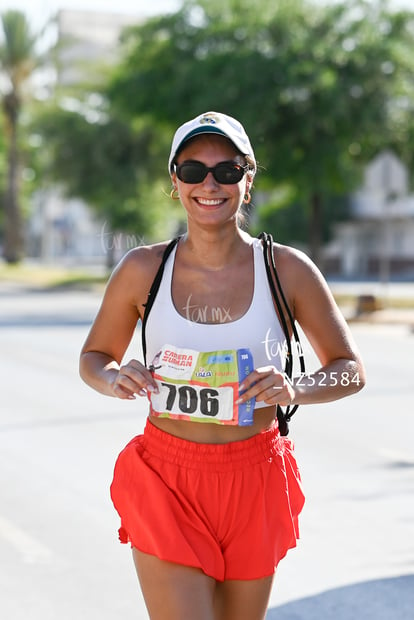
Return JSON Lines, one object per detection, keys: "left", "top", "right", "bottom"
{"left": 273, "top": 242, "right": 320, "bottom": 277}
{"left": 114, "top": 239, "right": 174, "bottom": 276}
{"left": 106, "top": 239, "right": 177, "bottom": 313}
{"left": 272, "top": 242, "right": 330, "bottom": 307}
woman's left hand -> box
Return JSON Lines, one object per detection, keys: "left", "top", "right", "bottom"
{"left": 237, "top": 366, "right": 295, "bottom": 407}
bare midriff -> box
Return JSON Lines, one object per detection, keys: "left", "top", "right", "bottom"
{"left": 148, "top": 404, "right": 277, "bottom": 444}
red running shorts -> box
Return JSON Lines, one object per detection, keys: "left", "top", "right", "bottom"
{"left": 110, "top": 419, "right": 305, "bottom": 581}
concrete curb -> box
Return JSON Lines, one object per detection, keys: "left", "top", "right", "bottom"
{"left": 347, "top": 309, "right": 414, "bottom": 327}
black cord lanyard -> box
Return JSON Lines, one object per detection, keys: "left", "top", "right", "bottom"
{"left": 141, "top": 233, "right": 306, "bottom": 435}
{"left": 141, "top": 236, "right": 181, "bottom": 365}
{"left": 259, "top": 232, "right": 306, "bottom": 435}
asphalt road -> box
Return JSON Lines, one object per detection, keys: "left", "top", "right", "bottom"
{"left": 0, "top": 285, "right": 413, "bottom": 619}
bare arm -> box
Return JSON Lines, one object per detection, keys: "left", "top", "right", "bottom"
{"left": 238, "top": 245, "right": 366, "bottom": 407}
{"left": 79, "top": 246, "right": 163, "bottom": 400}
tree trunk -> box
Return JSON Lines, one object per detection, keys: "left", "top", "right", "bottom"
{"left": 3, "top": 93, "right": 23, "bottom": 264}
{"left": 309, "top": 191, "right": 323, "bottom": 269}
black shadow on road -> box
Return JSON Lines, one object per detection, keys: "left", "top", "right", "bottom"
{"left": 267, "top": 575, "right": 414, "bottom": 620}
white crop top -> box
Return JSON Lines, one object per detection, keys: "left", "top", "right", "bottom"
{"left": 144, "top": 237, "right": 287, "bottom": 409}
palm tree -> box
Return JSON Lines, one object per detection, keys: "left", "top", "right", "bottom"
{"left": 0, "top": 11, "right": 37, "bottom": 263}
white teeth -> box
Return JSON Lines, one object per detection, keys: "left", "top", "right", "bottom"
{"left": 197, "top": 198, "right": 224, "bottom": 205}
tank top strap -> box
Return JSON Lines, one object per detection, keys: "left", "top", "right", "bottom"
{"left": 154, "top": 243, "right": 178, "bottom": 304}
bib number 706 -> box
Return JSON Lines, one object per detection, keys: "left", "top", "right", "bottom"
{"left": 161, "top": 382, "right": 219, "bottom": 417}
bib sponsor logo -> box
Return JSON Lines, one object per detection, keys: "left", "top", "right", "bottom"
{"left": 195, "top": 367, "right": 213, "bottom": 378}
{"left": 162, "top": 349, "right": 193, "bottom": 367}
{"left": 149, "top": 344, "right": 255, "bottom": 426}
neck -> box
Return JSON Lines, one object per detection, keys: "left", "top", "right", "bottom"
{"left": 181, "top": 225, "right": 250, "bottom": 271}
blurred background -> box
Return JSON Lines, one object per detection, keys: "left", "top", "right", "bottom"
{"left": 0, "top": 1, "right": 413, "bottom": 619}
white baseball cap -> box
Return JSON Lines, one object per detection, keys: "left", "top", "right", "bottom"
{"left": 168, "top": 111, "right": 256, "bottom": 173}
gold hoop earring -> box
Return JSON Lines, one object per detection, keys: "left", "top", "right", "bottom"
{"left": 170, "top": 187, "right": 180, "bottom": 200}
{"left": 243, "top": 192, "right": 252, "bottom": 204}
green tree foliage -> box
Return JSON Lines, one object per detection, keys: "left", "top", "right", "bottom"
{"left": 107, "top": 0, "right": 414, "bottom": 262}
{"left": 32, "top": 99, "right": 179, "bottom": 259}
{"left": 36, "top": 105, "right": 157, "bottom": 228}
{"left": 0, "top": 10, "right": 38, "bottom": 262}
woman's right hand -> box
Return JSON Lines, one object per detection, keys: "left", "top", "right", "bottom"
{"left": 110, "top": 359, "right": 159, "bottom": 400}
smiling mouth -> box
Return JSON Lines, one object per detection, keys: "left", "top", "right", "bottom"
{"left": 195, "top": 198, "right": 226, "bottom": 206}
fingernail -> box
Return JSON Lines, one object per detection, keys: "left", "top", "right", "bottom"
{"left": 147, "top": 384, "right": 159, "bottom": 394}
{"left": 236, "top": 397, "right": 243, "bottom": 404}
{"left": 239, "top": 383, "right": 245, "bottom": 392}
{"left": 138, "top": 389, "right": 146, "bottom": 396}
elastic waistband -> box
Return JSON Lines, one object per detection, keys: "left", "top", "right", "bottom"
{"left": 142, "top": 419, "right": 285, "bottom": 471}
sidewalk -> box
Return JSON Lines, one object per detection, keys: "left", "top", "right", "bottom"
{"left": 1, "top": 277, "right": 412, "bottom": 332}
{"left": 348, "top": 307, "right": 414, "bottom": 327}
{"left": 328, "top": 282, "right": 414, "bottom": 327}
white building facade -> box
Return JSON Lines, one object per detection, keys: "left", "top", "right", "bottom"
{"left": 27, "top": 9, "right": 142, "bottom": 263}
{"left": 324, "top": 151, "right": 414, "bottom": 279}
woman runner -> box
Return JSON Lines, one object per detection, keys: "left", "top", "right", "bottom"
{"left": 79, "top": 111, "right": 365, "bottom": 620}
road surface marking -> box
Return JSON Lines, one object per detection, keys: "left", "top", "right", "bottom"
{"left": 0, "top": 514, "right": 53, "bottom": 563}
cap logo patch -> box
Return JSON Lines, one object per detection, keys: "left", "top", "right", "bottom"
{"left": 199, "top": 113, "right": 220, "bottom": 126}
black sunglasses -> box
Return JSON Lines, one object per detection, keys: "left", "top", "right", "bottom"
{"left": 174, "top": 161, "right": 249, "bottom": 185}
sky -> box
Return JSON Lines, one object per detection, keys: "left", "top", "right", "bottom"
{"left": 1, "top": 0, "right": 412, "bottom": 41}
{"left": 0, "top": 0, "right": 182, "bottom": 30}
{"left": 2, "top": 0, "right": 413, "bottom": 31}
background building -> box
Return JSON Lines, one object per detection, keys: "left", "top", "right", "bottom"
{"left": 324, "top": 151, "right": 414, "bottom": 280}
{"left": 56, "top": 10, "right": 140, "bottom": 86}
{"left": 27, "top": 9, "right": 142, "bottom": 264}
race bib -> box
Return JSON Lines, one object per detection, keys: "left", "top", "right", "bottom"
{"left": 148, "top": 344, "right": 255, "bottom": 425}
